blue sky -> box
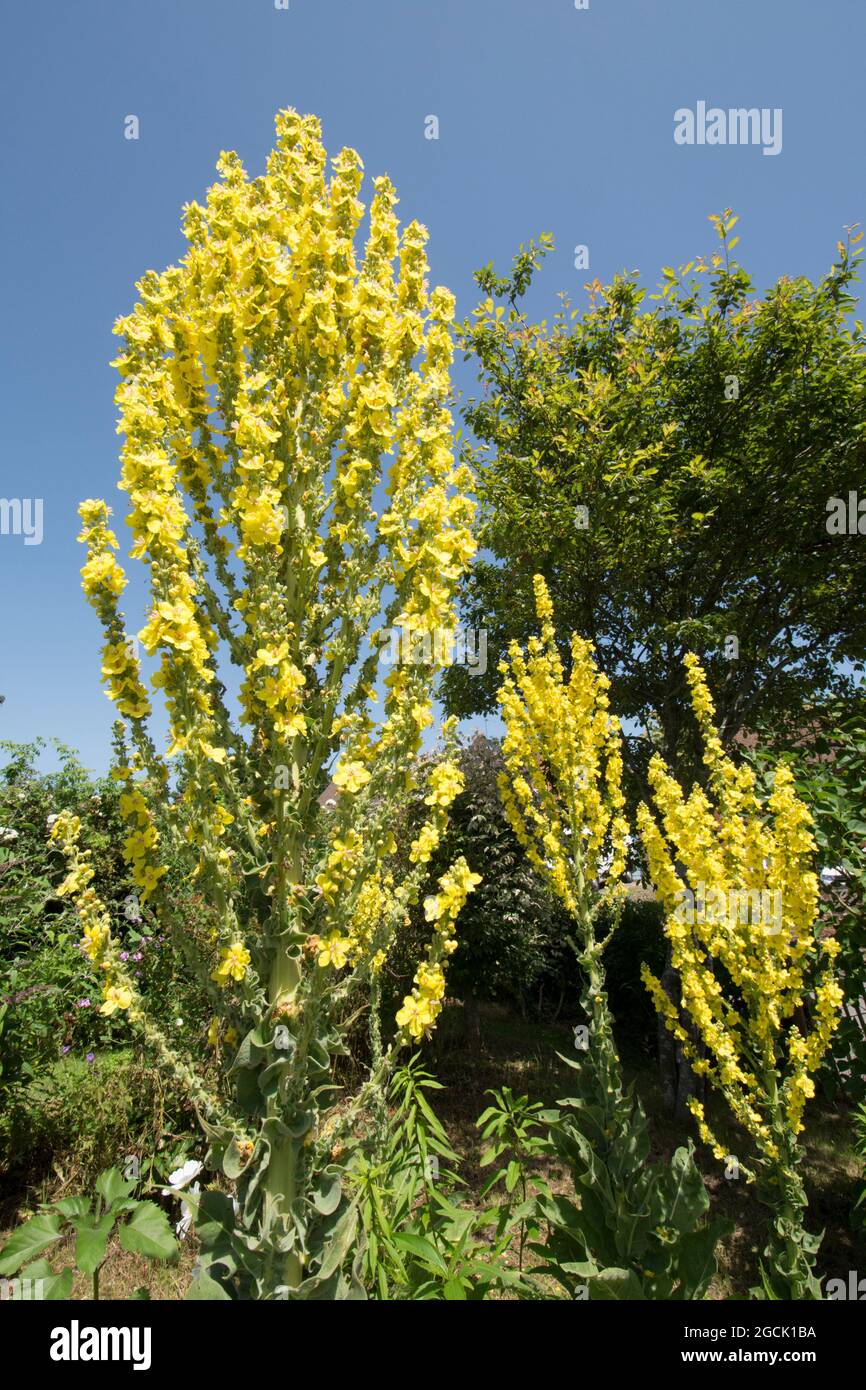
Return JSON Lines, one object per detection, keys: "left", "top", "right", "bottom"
{"left": 1, "top": 0, "right": 864, "bottom": 773}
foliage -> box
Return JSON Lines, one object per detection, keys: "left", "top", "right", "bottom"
{"left": 537, "top": 1085, "right": 727, "bottom": 1300}
{"left": 476, "top": 1086, "right": 551, "bottom": 1274}
{"left": 638, "top": 656, "right": 842, "bottom": 1298}
{"left": 596, "top": 896, "right": 668, "bottom": 1049}
{"left": 0, "top": 741, "right": 132, "bottom": 1084}
{"left": 0, "top": 1164, "right": 178, "bottom": 1300}
{"left": 0, "top": 740, "right": 215, "bottom": 1087}
{"left": 349, "top": 1058, "right": 521, "bottom": 1299}
{"left": 446, "top": 216, "right": 866, "bottom": 799}
{"left": 59, "top": 108, "right": 480, "bottom": 1299}
{"left": 0, "top": 739, "right": 128, "bottom": 963}
{"left": 853, "top": 1100, "right": 866, "bottom": 1232}
{"left": 0, "top": 1049, "right": 200, "bottom": 1191}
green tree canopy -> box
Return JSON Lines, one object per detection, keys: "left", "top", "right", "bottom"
{"left": 447, "top": 215, "right": 866, "bottom": 792}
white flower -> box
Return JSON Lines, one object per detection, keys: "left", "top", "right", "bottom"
{"left": 161, "top": 1158, "right": 203, "bottom": 1195}
{"left": 176, "top": 1182, "right": 200, "bottom": 1239}
{"left": 46, "top": 814, "right": 59, "bottom": 829}
{"left": 0, "top": 827, "right": 19, "bottom": 845}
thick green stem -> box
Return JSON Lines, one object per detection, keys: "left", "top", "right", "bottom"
{"left": 264, "top": 867, "right": 303, "bottom": 1291}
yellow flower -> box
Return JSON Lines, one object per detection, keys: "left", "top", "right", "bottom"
{"left": 100, "top": 983, "right": 133, "bottom": 1015}
{"left": 396, "top": 993, "right": 437, "bottom": 1040}
{"left": 212, "top": 941, "right": 251, "bottom": 986}
{"left": 332, "top": 760, "right": 371, "bottom": 795}
{"left": 424, "top": 761, "right": 464, "bottom": 808}
{"left": 317, "top": 931, "right": 351, "bottom": 970}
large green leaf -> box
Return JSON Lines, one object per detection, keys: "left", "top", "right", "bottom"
{"left": 54, "top": 1196, "right": 91, "bottom": 1221}
{"left": 96, "top": 1167, "right": 136, "bottom": 1210}
{"left": 0, "top": 1213, "right": 63, "bottom": 1276}
{"left": 16, "top": 1259, "right": 73, "bottom": 1300}
{"left": 586, "top": 1267, "right": 645, "bottom": 1300}
{"left": 186, "top": 1269, "right": 232, "bottom": 1300}
{"left": 673, "top": 1220, "right": 729, "bottom": 1299}
{"left": 75, "top": 1211, "right": 116, "bottom": 1276}
{"left": 118, "top": 1202, "right": 178, "bottom": 1261}
{"left": 665, "top": 1145, "right": 710, "bottom": 1232}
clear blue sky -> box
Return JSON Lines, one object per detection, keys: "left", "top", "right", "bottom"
{"left": 1, "top": 0, "right": 863, "bottom": 773}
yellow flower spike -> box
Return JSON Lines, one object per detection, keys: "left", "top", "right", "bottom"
{"left": 641, "top": 653, "right": 843, "bottom": 1246}
{"left": 68, "top": 108, "right": 483, "bottom": 1284}
{"left": 497, "top": 577, "right": 627, "bottom": 901}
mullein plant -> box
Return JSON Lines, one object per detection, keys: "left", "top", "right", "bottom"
{"left": 638, "top": 655, "right": 843, "bottom": 1299}
{"left": 51, "top": 109, "right": 481, "bottom": 1299}
{"left": 496, "top": 577, "right": 727, "bottom": 1299}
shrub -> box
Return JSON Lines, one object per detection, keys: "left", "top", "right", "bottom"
{"left": 0, "top": 1049, "right": 199, "bottom": 1194}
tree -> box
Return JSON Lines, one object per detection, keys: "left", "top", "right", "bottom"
{"left": 446, "top": 214, "right": 866, "bottom": 796}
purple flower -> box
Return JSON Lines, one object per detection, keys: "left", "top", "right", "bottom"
{"left": 76, "top": 998, "right": 91, "bottom": 1009}
{"left": 132, "top": 952, "right": 142, "bottom": 962}
{"left": 86, "top": 1052, "right": 95, "bottom": 1064}
{"left": 119, "top": 951, "right": 129, "bottom": 962}
{"left": 134, "top": 970, "right": 142, "bottom": 978}
{"left": 61, "top": 1045, "right": 71, "bottom": 1054}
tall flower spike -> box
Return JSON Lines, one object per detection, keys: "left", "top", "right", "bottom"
{"left": 639, "top": 653, "right": 842, "bottom": 1299}
{"left": 496, "top": 574, "right": 629, "bottom": 910}
{"left": 72, "top": 108, "right": 478, "bottom": 1298}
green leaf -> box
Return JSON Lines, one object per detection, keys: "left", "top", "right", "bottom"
{"left": 674, "top": 1220, "right": 729, "bottom": 1299}
{"left": 186, "top": 1269, "right": 232, "bottom": 1300}
{"left": 587, "top": 1267, "right": 645, "bottom": 1300}
{"left": 0, "top": 1213, "right": 63, "bottom": 1276}
{"left": 54, "top": 1196, "right": 91, "bottom": 1221}
{"left": 393, "top": 1233, "right": 449, "bottom": 1276}
{"left": 96, "top": 1167, "right": 136, "bottom": 1210}
{"left": 312, "top": 1170, "right": 343, "bottom": 1216}
{"left": 75, "top": 1212, "right": 116, "bottom": 1276}
{"left": 118, "top": 1202, "right": 178, "bottom": 1261}
{"left": 16, "top": 1260, "right": 73, "bottom": 1300}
